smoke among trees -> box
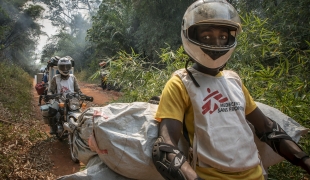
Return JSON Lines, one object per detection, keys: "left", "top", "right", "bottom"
{"left": 0, "top": 0, "right": 309, "bottom": 79}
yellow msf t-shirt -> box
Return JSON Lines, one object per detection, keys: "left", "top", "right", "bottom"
{"left": 155, "top": 72, "right": 263, "bottom": 180}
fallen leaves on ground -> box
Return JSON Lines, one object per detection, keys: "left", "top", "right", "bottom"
{"left": 0, "top": 99, "right": 57, "bottom": 179}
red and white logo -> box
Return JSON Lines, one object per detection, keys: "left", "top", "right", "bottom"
{"left": 60, "top": 86, "right": 70, "bottom": 93}
{"left": 202, "top": 88, "right": 228, "bottom": 115}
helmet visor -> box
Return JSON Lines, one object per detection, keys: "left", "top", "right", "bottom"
{"left": 187, "top": 24, "right": 236, "bottom": 51}
{"left": 59, "top": 64, "right": 72, "bottom": 72}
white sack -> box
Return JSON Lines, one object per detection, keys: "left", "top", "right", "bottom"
{"left": 91, "top": 102, "right": 164, "bottom": 180}
{"left": 57, "top": 156, "right": 131, "bottom": 180}
{"left": 72, "top": 110, "right": 97, "bottom": 165}
{"left": 59, "top": 101, "right": 308, "bottom": 180}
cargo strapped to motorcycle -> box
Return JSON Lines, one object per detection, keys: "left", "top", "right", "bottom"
{"left": 59, "top": 101, "right": 308, "bottom": 180}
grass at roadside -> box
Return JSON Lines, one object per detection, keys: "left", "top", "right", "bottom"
{"left": 75, "top": 70, "right": 99, "bottom": 84}
{"left": 0, "top": 63, "right": 32, "bottom": 117}
{"left": 0, "top": 62, "right": 56, "bottom": 179}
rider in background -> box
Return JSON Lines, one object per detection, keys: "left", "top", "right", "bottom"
{"left": 47, "top": 57, "right": 83, "bottom": 134}
{"left": 152, "top": 0, "right": 310, "bottom": 180}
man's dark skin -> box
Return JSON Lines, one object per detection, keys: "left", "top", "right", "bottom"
{"left": 158, "top": 26, "right": 310, "bottom": 180}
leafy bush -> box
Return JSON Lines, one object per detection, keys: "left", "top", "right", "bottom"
{"left": 231, "top": 13, "right": 310, "bottom": 179}
{"left": 230, "top": 13, "right": 310, "bottom": 127}
{"left": 105, "top": 46, "right": 189, "bottom": 102}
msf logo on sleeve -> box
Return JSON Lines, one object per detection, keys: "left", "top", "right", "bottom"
{"left": 202, "top": 88, "right": 228, "bottom": 115}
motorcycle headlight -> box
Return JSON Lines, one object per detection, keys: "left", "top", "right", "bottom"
{"left": 69, "top": 98, "right": 80, "bottom": 111}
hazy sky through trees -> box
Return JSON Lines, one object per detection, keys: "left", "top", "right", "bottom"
{"left": 29, "top": 0, "right": 101, "bottom": 63}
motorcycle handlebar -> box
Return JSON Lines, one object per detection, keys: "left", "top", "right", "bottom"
{"left": 79, "top": 94, "right": 93, "bottom": 102}
{"left": 38, "top": 92, "right": 93, "bottom": 105}
{"left": 85, "top": 96, "right": 93, "bottom": 102}
{"left": 45, "top": 93, "right": 62, "bottom": 100}
{"left": 66, "top": 92, "right": 93, "bottom": 102}
{"left": 38, "top": 93, "right": 62, "bottom": 105}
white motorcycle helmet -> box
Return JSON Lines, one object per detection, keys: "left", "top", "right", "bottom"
{"left": 57, "top": 57, "right": 72, "bottom": 76}
{"left": 181, "top": 0, "right": 242, "bottom": 69}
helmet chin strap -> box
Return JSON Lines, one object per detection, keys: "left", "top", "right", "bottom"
{"left": 185, "top": 59, "right": 200, "bottom": 87}
{"left": 185, "top": 60, "right": 227, "bottom": 88}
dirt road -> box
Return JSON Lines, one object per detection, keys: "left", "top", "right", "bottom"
{"left": 33, "top": 81, "right": 121, "bottom": 178}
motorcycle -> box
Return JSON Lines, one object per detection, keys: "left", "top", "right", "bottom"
{"left": 100, "top": 69, "right": 122, "bottom": 91}
{"left": 100, "top": 69, "right": 109, "bottom": 90}
{"left": 39, "top": 92, "right": 93, "bottom": 163}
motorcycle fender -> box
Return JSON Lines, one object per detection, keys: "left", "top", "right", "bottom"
{"left": 68, "top": 112, "right": 81, "bottom": 120}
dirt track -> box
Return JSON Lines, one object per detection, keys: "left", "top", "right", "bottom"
{"left": 33, "top": 81, "right": 121, "bottom": 178}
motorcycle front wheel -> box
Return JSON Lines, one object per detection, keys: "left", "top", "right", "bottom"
{"left": 101, "top": 80, "right": 107, "bottom": 90}
{"left": 69, "top": 130, "right": 79, "bottom": 163}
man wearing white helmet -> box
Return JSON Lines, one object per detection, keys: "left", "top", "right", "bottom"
{"left": 47, "top": 57, "right": 82, "bottom": 134}
{"left": 152, "top": 0, "right": 310, "bottom": 180}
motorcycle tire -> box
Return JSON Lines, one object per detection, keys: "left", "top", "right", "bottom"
{"left": 56, "top": 131, "right": 65, "bottom": 141}
{"left": 114, "top": 85, "right": 121, "bottom": 92}
{"left": 69, "top": 131, "right": 79, "bottom": 163}
{"left": 101, "top": 81, "right": 107, "bottom": 90}
{"left": 55, "top": 124, "right": 67, "bottom": 141}
{"left": 107, "top": 83, "right": 112, "bottom": 91}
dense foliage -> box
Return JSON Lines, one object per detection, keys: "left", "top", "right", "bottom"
{"left": 87, "top": 0, "right": 194, "bottom": 61}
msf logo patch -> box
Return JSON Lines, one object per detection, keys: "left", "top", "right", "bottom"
{"left": 202, "top": 88, "right": 228, "bottom": 115}
{"left": 60, "top": 86, "right": 70, "bottom": 93}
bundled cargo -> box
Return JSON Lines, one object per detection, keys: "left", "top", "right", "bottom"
{"left": 35, "top": 82, "right": 46, "bottom": 95}
{"left": 59, "top": 101, "right": 308, "bottom": 180}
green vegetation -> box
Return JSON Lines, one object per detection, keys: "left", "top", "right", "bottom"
{"left": 0, "top": 62, "right": 33, "bottom": 115}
